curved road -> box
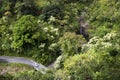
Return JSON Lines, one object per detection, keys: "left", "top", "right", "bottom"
{"left": 0, "top": 56, "right": 48, "bottom": 74}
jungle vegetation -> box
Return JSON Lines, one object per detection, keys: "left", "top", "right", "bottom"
{"left": 0, "top": 0, "right": 120, "bottom": 80}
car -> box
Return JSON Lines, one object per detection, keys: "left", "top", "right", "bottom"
{"left": 34, "top": 63, "right": 39, "bottom": 67}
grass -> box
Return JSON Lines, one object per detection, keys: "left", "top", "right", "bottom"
{"left": 0, "top": 62, "right": 34, "bottom": 76}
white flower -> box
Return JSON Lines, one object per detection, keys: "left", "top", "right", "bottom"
{"left": 101, "top": 42, "right": 112, "bottom": 48}
{"left": 38, "top": 43, "right": 45, "bottom": 48}
{"left": 50, "top": 26, "right": 54, "bottom": 30}
{"left": 88, "top": 36, "right": 100, "bottom": 44}
{"left": 9, "top": 37, "right": 12, "bottom": 40}
{"left": 54, "top": 55, "right": 63, "bottom": 69}
{"left": 50, "top": 43, "right": 57, "bottom": 47}
{"left": 2, "top": 44, "right": 5, "bottom": 48}
{"left": 49, "top": 43, "right": 57, "bottom": 50}
{"left": 49, "top": 16, "right": 55, "bottom": 22}
{"left": 53, "top": 28, "right": 58, "bottom": 32}
{"left": 3, "top": 32, "right": 6, "bottom": 34}
{"left": 55, "top": 31, "right": 59, "bottom": 35}
{"left": 103, "top": 32, "right": 117, "bottom": 41}
{"left": 50, "top": 35, "right": 54, "bottom": 39}
{"left": 6, "top": 34, "right": 9, "bottom": 36}
{"left": 43, "top": 27, "right": 48, "bottom": 32}
{"left": 37, "top": 20, "right": 41, "bottom": 23}
{"left": 2, "top": 16, "right": 7, "bottom": 21}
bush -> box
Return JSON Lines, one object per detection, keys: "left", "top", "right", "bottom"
{"left": 55, "top": 51, "right": 120, "bottom": 80}
{"left": 13, "top": 70, "right": 54, "bottom": 80}
{"left": 11, "top": 15, "right": 60, "bottom": 64}
{"left": 0, "top": 73, "right": 13, "bottom": 80}
{"left": 87, "top": 0, "right": 120, "bottom": 37}
{"left": 12, "top": 15, "right": 39, "bottom": 50}
{"left": 55, "top": 31, "right": 120, "bottom": 80}
{"left": 54, "top": 32, "right": 86, "bottom": 69}
{"left": 82, "top": 31, "right": 120, "bottom": 53}
{"left": 55, "top": 52, "right": 102, "bottom": 80}
{"left": 59, "top": 32, "right": 86, "bottom": 56}
{"left": 42, "top": 4, "right": 64, "bottom": 21}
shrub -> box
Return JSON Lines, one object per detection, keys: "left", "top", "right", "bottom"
{"left": 87, "top": 0, "right": 120, "bottom": 37}
{"left": 55, "top": 31, "right": 120, "bottom": 80}
{"left": 58, "top": 32, "right": 86, "bottom": 56}
{"left": 14, "top": 70, "right": 54, "bottom": 80}
{"left": 42, "top": 4, "right": 64, "bottom": 21}
{"left": 12, "top": 15, "right": 39, "bottom": 50}
{"left": 82, "top": 31, "right": 120, "bottom": 53}
{"left": 55, "top": 52, "right": 102, "bottom": 80}
{"left": 55, "top": 51, "right": 120, "bottom": 80}
{"left": 11, "top": 15, "right": 60, "bottom": 64}
{"left": 0, "top": 73, "right": 13, "bottom": 80}
{"left": 54, "top": 32, "right": 86, "bottom": 69}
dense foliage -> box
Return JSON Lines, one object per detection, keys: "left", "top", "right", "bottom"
{"left": 0, "top": 0, "right": 120, "bottom": 80}
{"left": 55, "top": 32, "right": 120, "bottom": 80}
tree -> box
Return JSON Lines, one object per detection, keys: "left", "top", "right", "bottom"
{"left": 12, "top": 15, "right": 39, "bottom": 50}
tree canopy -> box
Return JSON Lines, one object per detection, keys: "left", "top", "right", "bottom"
{"left": 0, "top": 0, "right": 120, "bottom": 79}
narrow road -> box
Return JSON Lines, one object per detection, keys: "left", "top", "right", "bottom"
{"left": 0, "top": 56, "right": 48, "bottom": 74}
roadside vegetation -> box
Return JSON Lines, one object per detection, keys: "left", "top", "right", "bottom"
{"left": 0, "top": 0, "right": 120, "bottom": 80}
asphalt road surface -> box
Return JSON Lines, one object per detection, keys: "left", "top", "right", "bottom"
{"left": 0, "top": 56, "right": 48, "bottom": 74}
